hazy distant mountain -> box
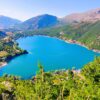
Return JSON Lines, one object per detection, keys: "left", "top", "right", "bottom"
{"left": 18, "top": 14, "right": 58, "bottom": 30}
{"left": 0, "top": 16, "right": 21, "bottom": 29}
{"left": 18, "top": 8, "right": 100, "bottom": 30}
{"left": 1, "top": 8, "right": 100, "bottom": 31}
{"left": 61, "top": 8, "right": 100, "bottom": 23}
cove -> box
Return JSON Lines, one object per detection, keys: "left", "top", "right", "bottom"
{"left": 0, "top": 36, "right": 100, "bottom": 79}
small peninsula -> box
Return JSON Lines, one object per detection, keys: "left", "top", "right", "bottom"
{"left": 0, "top": 36, "right": 28, "bottom": 67}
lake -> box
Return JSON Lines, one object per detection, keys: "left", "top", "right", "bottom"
{"left": 0, "top": 36, "right": 100, "bottom": 79}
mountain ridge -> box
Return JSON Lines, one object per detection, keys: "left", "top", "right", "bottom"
{"left": 62, "top": 8, "right": 100, "bottom": 23}
{"left": 0, "top": 15, "right": 22, "bottom": 29}
{"left": 17, "top": 14, "right": 58, "bottom": 30}
{"left": 0, "top": 8, "right": 100, "bottom": 30}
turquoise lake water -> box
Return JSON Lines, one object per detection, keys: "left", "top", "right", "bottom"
{"left": 0, "top": 36, "right": 100, "bottom": 79}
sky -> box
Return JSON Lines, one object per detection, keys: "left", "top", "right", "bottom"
{"left": 0, "top": 0, "right": 100, "bottom": 21}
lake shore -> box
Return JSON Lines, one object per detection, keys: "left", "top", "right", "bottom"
{"left": 14, "top": 35, "right": 100, "bottom": 53}
{"left": 0, "top": 50, "right": 28, "bottom": 68}
{"left": 0, "top": 35, "right": 99, "bottom": 69}
{"left": 0, "top": 62, "right": 7, "bottom": 68}
{"left": 37, "top": 35, "right": 100, "bottom": 53}
{"left": 65, "top": 39, "right": 100, "bottom": 53}
{"left": 58, "top": 36, "right": 100, "bottom": 53}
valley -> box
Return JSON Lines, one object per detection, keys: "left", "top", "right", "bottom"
{"left": 1, "top": 8, "right": 99, "bottom": 52}
{"left": 0, "top": 8, "right": 100, "bottom": 70}
{"left": 0, "top": 0, "right": 100, "bottom": 99}
{"left": 0, "top": 8, "right": 100, "bottom": 68}
{"left": 13, "top": 21, "right": 100, "bottom": 52}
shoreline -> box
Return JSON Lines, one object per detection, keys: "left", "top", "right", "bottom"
{"left": 53, "top": 36, "right": 100, "bottom": 53}
{"left": 35, "top": 35, "right": 100, "bottom": 53}
{"left": 44, "top": 35, "right": 100, "bottom": 53}
{"left": 15, "top": 34, "right": 100, "bottom": 53}
{"left": 0, "top": 50, "right": 28, "bottom": 68}
{"left": 18, "top": 35, "right": 100, "bottom": 53}
{"left": 0, "top": 62, "right": 7, "bottom": 68}
{"left": 64, "top": 39, "right": 100, "bottom": 53}
{"left": 0, "top": 35, "right": 100, "bottom": 68}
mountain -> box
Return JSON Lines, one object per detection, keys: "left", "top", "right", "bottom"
{"left": 18, "top": 14, "right": 58, "bottom": 30}
{"left": 62, "top": 8, "right": 100, "bottom": 23}
{"left": 0, "top": 15, "right": 21, "bottom": 29}
{"left": 15, "top": 21, "right": 100, "bottom": 50}
{"left": 16, "top": 8, "right": 100, "bottom": 30}
{"left": 1, "top": 8, "right": 100, "bottom": 30}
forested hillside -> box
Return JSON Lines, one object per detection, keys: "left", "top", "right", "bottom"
{"left": 14, "top": 21, "right": 100, "bottom": 51}
{"left": 0, "top": 36, "right": 27, "bottom": 66}
{"left": 0, "top": 57, "right": 100, "bottom": 100}
{"left": 60, "top": 21, "right": 100, "bottom": 50}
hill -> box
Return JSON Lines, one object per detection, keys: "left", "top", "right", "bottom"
{"left": 0, "top": 36, "right": 28, "bottom": 67}
{"left": 2, "top": 8, "right": 100, "bottom": 31}
{"left": 61, "top": 8, "right": 100, "bottom": 24}
{"left": 17, "top": 14, "right": 58, "bottom": 30}
{"left": 0, "top": 16, "right": 21, "bottom": 29}
{"left": 2, "top": 8, "right": 100, "bottom": 51}
{"left": 14, "top": 21, "right": 100, "bottom": 51}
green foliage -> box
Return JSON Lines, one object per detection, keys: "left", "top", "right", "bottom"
{"left": 0, "top": 58, "right": 100, "bottom": 100}
{"left": 82, "top": 57, "right": 100, "bottom": 83}
{"left": 0, "top": 37, "right": 27, "bottom": 63}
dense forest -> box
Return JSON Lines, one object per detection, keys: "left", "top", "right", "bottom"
{"left": 0, "top": 57, "right": 100, "bottom": 100}
{"left": 14, "top": 21, "right": 100, "bottom": 51}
